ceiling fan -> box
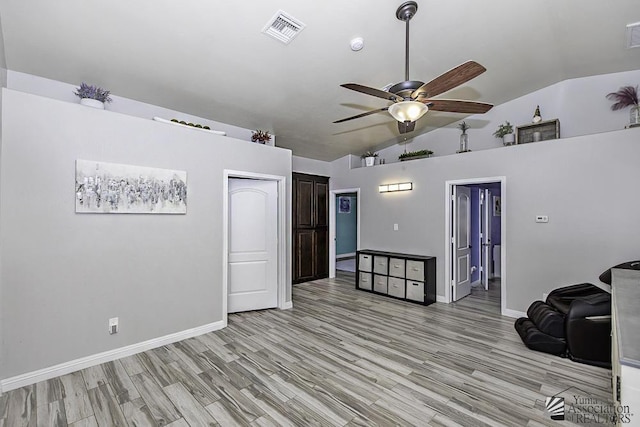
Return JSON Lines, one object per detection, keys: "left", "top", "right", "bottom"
{"left": 334, "top": 1, "right": 493, "bottom": 134}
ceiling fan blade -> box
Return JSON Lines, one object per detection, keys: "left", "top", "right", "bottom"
{"left": 398, "top": 121, "right": 416, "bottom": 134}
{"left": 411, "top": 61, "right": 487, "bottom": 99}
{"left": 341, "top": 83, "right": 403, "bottom": 102}
{"left": 427, "top": 99, "right": 493, "bottom": 114}
{"left": 333, "top": 107, "right": 389, "bottom": 123}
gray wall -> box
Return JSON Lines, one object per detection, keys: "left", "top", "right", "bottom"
{"left": 0, "top": 89, "right": 292, "bottom": 379}
{"left": 330, "top": 129, "right": 640, "bottom": 312}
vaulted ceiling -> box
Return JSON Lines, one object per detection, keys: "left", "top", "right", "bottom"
{"left": 1, "top": 1, "right": 639, "bottom": 160}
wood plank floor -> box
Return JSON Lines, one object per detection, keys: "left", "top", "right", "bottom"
{"left": 0, "top": 273, "right": 613, "bottom": 426}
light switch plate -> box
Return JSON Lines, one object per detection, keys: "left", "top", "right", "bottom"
{"left": 393, "top": 223, "right": 399, "bottom": 231}
{"left": 535, "top": 215, "right": 549, "bottom": 223}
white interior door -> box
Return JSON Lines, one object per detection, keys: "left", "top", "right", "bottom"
{"left": 453, "top": 185, "right": 471, "bottom": 301}
{"left": 481, "top": 189, "right": 492, "bottom": 290}
{"left": 228, "top": 179, "right": 278, "bottom": 313}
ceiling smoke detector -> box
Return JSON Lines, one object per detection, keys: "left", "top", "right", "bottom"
{"left": 350, "top": 37, "right": 364, "bottom": 51}
{"left": 262, "top": 10, "right": 305, "bottom": 44}
{"left": 626, "top": 22, "right": 640, "bottom": 48}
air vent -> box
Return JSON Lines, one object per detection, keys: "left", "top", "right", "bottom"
{"left": 262, "top": 11, "right": 305, "bottom": 44}
{"left": 626, "top": 22, "right": 640, "bottom": 48}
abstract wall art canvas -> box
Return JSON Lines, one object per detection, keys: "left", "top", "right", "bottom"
{"left": 75, "top": 160, "right": 187, "bottom": 214}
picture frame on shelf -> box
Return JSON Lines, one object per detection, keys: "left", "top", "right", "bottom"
{"left": 516, "top": 119, "right": 560, "bottom": 144}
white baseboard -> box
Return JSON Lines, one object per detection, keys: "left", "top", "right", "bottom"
{"left": 436, "top": 295, "right": 448, "bottom": 303}
{"left": 337, "top": 253, "right": 356, "bottom": 260}
{"left": 281, "top": 301, "right": 293, "bottom": 310}
{"left": 1, "top": 319, "right": 225, "bottom": 392}
{"left": 502, "top": 308, "right": 527, "bottom": 318}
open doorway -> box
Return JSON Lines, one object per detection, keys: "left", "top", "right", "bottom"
{"left": 445, "top": 177, "right": 507, "bottom": 315}
{"left": 329, "top": 189, "right": 361, "bottom": 278}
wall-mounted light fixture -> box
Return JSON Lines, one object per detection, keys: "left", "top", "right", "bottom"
{"left": 379, "top": 182, "right": 413, "bottom": 193}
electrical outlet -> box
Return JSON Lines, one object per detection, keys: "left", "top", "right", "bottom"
{"left": 109, "top": 317, "right": 119, "bottom": 334}
{"left": 393, "top": 223, "right": 399, "bottom": 231}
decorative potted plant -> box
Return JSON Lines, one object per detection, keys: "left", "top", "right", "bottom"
{"left": 74, "top": 83, "right": 112, "bottom": 109}
{"left": 361, "top": 151, "right": 378, "bottom": 167}
{"left": 458, "top": 121, "right": 470, "bottom": 152}
{"left": 399, "top": 149, "right": 434, "bottom": 161}
{"left": 493, "top": 121, "right": 515, "bottom": 145}
{"left": 606, "top": 85, "right": 639, "bottom": 127}
{"left": 251, "top": 130, "right": 272, "bottom": 144}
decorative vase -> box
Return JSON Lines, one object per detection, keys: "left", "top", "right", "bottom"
{"left": 630, "top": 105, "right": 640, "bottom": 126}
{"left": 459, "top": 133, "right": 468, "bottom": 152}
{"left": 80, "top": 98, "right": 105, "bottom": 109}
{"left": 365, "top": 156, "right": 376, "bottom": 167}
{"left": 503, "top": 133, "right": 515, "bottom": 145}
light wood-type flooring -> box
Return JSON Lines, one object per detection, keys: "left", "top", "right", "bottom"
{"left": 0, "top": 273, "right": 613, "bottom": 426}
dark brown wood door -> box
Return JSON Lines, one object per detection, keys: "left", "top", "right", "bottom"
{"left": 295, "top": 230, "right": 315, "bottom": 282}
{"left": 296, "top": 179, "right": 314, "bottom": 228}
{"left": 293, "top": 173, "right": 329, "bottom": 284}
{"left": 315, "top": 181, "right": 328, "bottom": 227}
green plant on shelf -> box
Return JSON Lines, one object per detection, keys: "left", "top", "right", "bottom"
{"left": 170, "top": 119, "right": 211, "bottom": 130}
{"left": 399, "top": 149, "right": 434, "bottom": 160}
{"left": 360, "top": 151, "right": 378, "bottom": 158}
{"left": 493, "top": 121, "right": 514, "bottom": 138}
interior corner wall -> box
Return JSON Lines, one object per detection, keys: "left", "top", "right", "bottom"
{"left": 330, "top": 128, "right": 640, "bottom": 313}
{"left": 0, "top": 88, "right": 292, "bottom": 380}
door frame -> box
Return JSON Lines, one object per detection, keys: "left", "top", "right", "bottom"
{"left": 481, "top": 188, "right": 492, "bottom": 290}
{"left": 223, "top": 170, "right": 289, "bottom": 326}
{"left": 329, "top": 188, "right": 361, "bottom": 278}
{"left": 444, "top": 176, "right": 507, "bottom": 315}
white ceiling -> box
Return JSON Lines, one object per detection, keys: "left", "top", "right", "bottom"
{"left": 1, "top": 1, "right": 639, "bottom": 161}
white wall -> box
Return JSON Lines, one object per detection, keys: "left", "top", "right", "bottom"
{"left": 374, "top": 69, "right": 640, "bottom": 164}
{"left": 7, "top": 71, "right": 255, "bottom": 142}
{"left": 0, "top": 89, "right": 292, "bottom": 380}
{"left": 292, "top": 155, "right": 331, "bottom": 176}
{"left": 330, "top": 127, "right": 640, "bottom": 313}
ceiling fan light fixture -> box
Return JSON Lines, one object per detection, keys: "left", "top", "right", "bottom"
{"left": 388, "top": 101, "right": 428, "bottom": 123}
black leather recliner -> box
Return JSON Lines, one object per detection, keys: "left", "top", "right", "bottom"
{"left": 515, "top": 261, "right": 640, "bottom": 369}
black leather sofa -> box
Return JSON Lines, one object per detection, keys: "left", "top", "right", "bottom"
{"left": 515, "top": 261, "right": 640, "bottom": 369}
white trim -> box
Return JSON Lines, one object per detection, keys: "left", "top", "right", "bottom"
{"left": 436, "top": 295, "right": 448, "bottom": 303}
{"left": 1, "top": 320, "right": 225, "bottom": 392}
{"left": 329, "top": 188, "right": 361, "bottom": 279}
{"left": 502, "top": 308, "right": 526, "bottom": 319}
{"left": 223, "top": 170, "right": 288, "bottom": 315}
{"left": 444, "top": 177, "right": 508, "bottom": 315}
{"left": 281, "top": 301, "right": 293, "bottom": 310}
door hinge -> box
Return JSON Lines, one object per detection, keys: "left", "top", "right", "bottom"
{"left": 480, "top": 266, "right": 484, "bottom": 273}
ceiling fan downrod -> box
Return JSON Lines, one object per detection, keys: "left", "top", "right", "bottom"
{"left": 396, "top": 1, "right": 418, "bottom": 83}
